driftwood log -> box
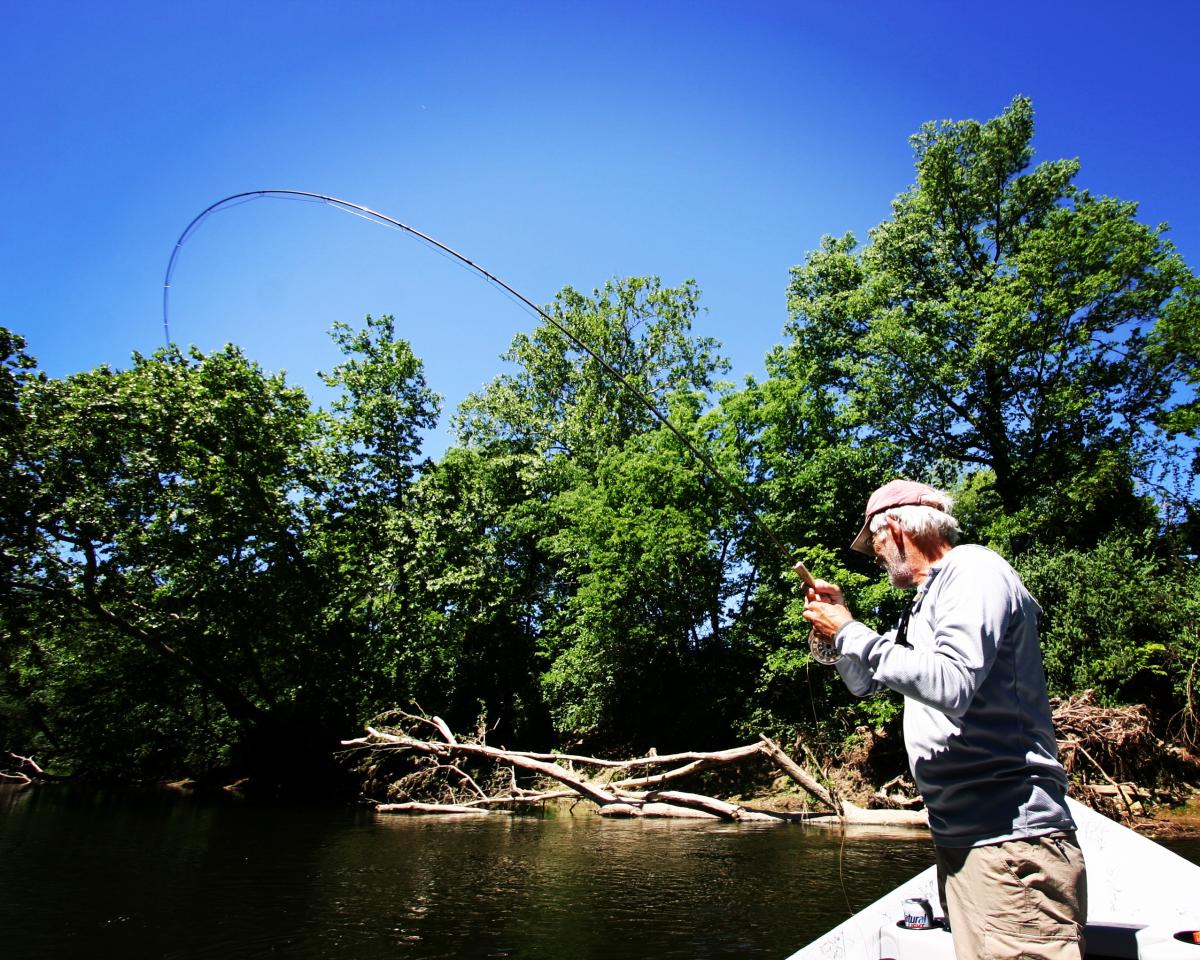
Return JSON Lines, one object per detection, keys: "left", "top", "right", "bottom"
{"left": 342, "top": 713, "right": 928, "bottom": 827}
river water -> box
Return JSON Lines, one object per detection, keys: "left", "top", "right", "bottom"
{"left": 3, "top": 785, "right": 1198, "bottom": 959}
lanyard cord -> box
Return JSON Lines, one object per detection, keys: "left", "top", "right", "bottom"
{"left": 894, "top": 602, "right": 914, "bottom": 647}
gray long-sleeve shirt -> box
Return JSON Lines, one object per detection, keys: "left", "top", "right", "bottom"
{"left": 834, "top": 543, "right": 1075, "bottom": 847}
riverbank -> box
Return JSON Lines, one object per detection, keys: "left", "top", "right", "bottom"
{"left": 728, "top": 782, "right": 1200, "bottom": 839}
{"left": 1137, "top": 795, "right": 1200, "bottom": 838}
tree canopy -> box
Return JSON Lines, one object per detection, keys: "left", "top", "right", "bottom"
{"left": 783, "top": 97, "right": 1197, "bottom": 549}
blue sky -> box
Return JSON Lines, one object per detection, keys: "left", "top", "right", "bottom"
{"left": 5, "top": 1, "right": 1198, "bottom": 456}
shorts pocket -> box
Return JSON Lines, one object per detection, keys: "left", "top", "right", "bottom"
{"left": 984, "top": 915, "right": 1083, "bottom": 960}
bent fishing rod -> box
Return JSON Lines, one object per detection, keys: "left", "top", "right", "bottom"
{"left": 162, "top": 189, "right": 837, "bottom": 660}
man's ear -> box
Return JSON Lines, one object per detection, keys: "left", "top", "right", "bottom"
{"left": 885, "top": 513, "right": 906, "bottom": 552}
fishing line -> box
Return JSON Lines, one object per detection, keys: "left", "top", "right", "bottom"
{"left": 163, "top": 189, "right": 798, "bottom": 565}
{"left": 838, "top": 819, "right": 855, "bottom": 917}
{"left": 164, "top": 189, "right": 842, "bottom": 714}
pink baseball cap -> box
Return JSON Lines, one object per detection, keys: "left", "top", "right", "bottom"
{"left": 850, "top": 479, "right": 948, "bottom": 554}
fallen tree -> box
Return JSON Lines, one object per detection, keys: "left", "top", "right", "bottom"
{"left": 341, "top": 712, "right": 928, "bottom": 827}
{"left": 345, "top": 695, "right": 1200, "bottom": 830}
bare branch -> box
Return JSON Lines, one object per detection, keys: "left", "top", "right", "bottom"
{"left": 431, "top": 716, "right": 457, "bottom": 745}
{"left": 758, "top": 735, "right": 840, "bottom": 814}
{"left": 435, "top": 762, "right": 487, "bottom": 800}
{"left": 611, "top": 744, "right": 769, "bottom": 788}
{"left": 8, "top": 752, "right": 44, "bottom": 776}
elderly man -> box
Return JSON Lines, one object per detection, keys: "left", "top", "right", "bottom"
{"left": 802, "top": 479, "right": 1087, "bottom": 960}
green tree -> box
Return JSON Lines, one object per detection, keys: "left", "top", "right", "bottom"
{"left": 1016, "top": 536, "right": 1199, "bottom": 720}
{"left": 2, "top": 343, "right": 322, "bottom": 777}
{"left": 709, "top": 365, "right": 903, "bottom": 744}
{"left": 0, "top": 329, "right": 51, "bottom": 760}
{"left": 743, "top": 98, "right": 1200, "bottom": 748}
{"left": 305, "top": 315, "right": 443, "bottom": 718}
{"left": 456, "top": 276, "right": 726, "bottom": 463}
{"left": 0, "top": 317, "right": 443, "bottom": 785}
{"left": 782, "top": 96, "right": 1198, "bottom": 549}
{"left": 399, "top": 444, "right": 553, "bottom": 743}
{"left": 536, "top": 396, "right": 748, "bottom": 748}
{"left": 451, "top": 277, "right": 737, "bottom": 748}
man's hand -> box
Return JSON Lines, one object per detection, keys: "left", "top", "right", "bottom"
{"left": 801, "top": 576, "right": 855, "bottom": 638}
{"left": 795, "top": 571, "right": 844, "bottom": 606}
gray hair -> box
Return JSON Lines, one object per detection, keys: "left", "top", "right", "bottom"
{"left": 869, "top": 497, "right": 961, "bottom": 548}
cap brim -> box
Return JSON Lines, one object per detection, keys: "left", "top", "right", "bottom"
{"left": 849, "top": 520, "right": 874, "bottom": 555}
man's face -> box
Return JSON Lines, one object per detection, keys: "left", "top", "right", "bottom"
{"left": 872, "top": 520, "right": 916, "bottom": 590}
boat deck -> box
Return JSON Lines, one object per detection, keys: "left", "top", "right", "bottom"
{"left": 785, "top": 799, "right": 1200, "bottom": 959}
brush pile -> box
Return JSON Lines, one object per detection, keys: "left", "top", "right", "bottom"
{"left": 1053, "top": 691, "right": 1200, "bottom": 823}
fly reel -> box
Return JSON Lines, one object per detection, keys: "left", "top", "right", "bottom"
{"left": 808, "top": 629, "right": 841, "bottom": 665}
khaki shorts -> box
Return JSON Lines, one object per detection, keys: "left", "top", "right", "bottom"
{"left": 935, "top": 832, "right": 1087, "bottom": 960}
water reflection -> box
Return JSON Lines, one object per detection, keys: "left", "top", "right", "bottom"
{"left": 2, "top": 786, "right": 1196, "bottom": 959}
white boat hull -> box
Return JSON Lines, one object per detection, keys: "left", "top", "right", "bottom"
{"left": 785, "top": 799, "right": 1200, "bottom": 959}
